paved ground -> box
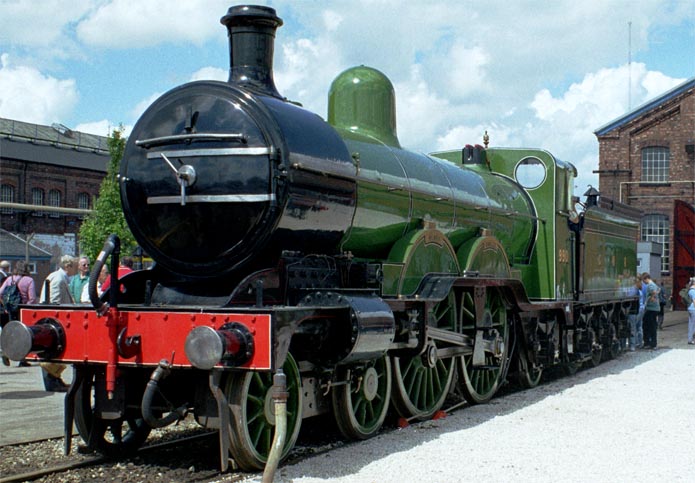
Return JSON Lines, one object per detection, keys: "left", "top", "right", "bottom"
{"left": 0, "top": 361, "right": 74, "bottom": 445}
{"left": 0, "top": 310, "right": 690, "bottom": 448}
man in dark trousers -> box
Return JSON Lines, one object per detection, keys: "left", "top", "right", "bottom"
{"left": 641, "top": 273, "right": 660, "bottom": 349}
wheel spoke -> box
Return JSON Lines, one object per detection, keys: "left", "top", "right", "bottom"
{"left": 226, "top": 353, "right": 303, "bottom": 471}
{"left": 390, "top": 293, "right": 455, "bottom": 420}
{"left": 457, "top": 288, "right": 509, "bottom": 404}
{"left": 332, "top": 357, "right": 391, "bottom": 440}
{"left": 73, "top": 368, "right": 150, "bottom": 457}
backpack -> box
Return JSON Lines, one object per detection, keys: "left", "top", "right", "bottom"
{"left": 2, "top": 278, "right": 22, "bottom": 318}
{"left": 680, "top": 287, "right": 693, "bottom": 307}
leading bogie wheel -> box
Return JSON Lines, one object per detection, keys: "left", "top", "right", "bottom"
{"left": 457, "top": 288, "right": 510, "bottom": 404}
{"left": 225, "top": 353, "right": 303, "bottom": 471}
{"left": 74, "top": 366, "right": 151, "bottom": 457}
{"left": 332, "top": 356, "right": 392, "bottom": 440}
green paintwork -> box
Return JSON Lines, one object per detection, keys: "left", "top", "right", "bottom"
{"left": 386, "top": 228, "right": 459, "bottom": 296}
{"left": 332, "top": 132, "right": 534, "bottom": 292}
{"left": 457, "top": 236, "right": 512, "bottom": 278}
{"left": 581, "top": 206, "right": 639, "bottom": 301}
{"left": 328, "top": 66, "right": 636, "bottom": 304}
{"left": 483, "top": 148, "right": 567, "bottom": 300}
{"left": 329, "top": 67, "right": 535, "bottom": 283}
{"left": 328, "top": 66, "right": 400, "bottom": 148}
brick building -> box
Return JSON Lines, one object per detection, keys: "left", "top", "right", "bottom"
{"left": 594, "top": 77, "right": 695, "bottom": 304}
{"left": 0, "top": 118, "right": 109, "bottom": 283}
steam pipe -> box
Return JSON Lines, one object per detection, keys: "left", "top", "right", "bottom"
{"left": 89, "top": 234, "right": 119, "bottom": 316}
{"left": 142, "top": 359, "right": 188, "bottom": 428}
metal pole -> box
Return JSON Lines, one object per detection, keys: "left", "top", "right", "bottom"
{"left": 24, "top": 233, "right": 34, "bottom": 263}
{"left": 262, "top": 370, "right": 288, "bottom": 483}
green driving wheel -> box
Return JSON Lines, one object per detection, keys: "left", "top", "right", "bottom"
{"left": 457, "top": 288, "right": 509, "bottom": 404}
{"left": 226, "top": 353, "right": 302, "bottom": 471}
{"left": 332, "top": 356, "right": 392, "bottom": 440}
{"left": 390, "top": 292, "right": 456, "bottom": 420}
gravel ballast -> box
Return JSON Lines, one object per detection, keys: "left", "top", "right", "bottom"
{"left": 239, "top": 320, "right": 695, "bottom": 483}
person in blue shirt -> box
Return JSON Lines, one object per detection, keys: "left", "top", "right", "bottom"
{"left": 641, "top": 273, "right": 660, "bottom": 350}
{"left": 627, "top": 276, "right": 643, "bottom": 351}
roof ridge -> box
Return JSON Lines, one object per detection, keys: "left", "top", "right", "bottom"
{"left": 594, "top": 76, "right": 695, "bottom": 136}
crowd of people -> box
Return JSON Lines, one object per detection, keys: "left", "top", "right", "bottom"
{"left": 626, "top": 272, "right": 695, "bottom": 352}
{"left": 0, "top": 255, "right": 135, "bottom": 391}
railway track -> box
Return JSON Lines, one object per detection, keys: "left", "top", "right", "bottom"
{"left": 0, "top": 431, "right": 220, "bottom": 483}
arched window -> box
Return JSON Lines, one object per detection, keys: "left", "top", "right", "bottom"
{"left": 48, "top": 189, "right": 61, "bottom": 218}
{"left": 77, "top": 192, "right": 91, "bottom": 210}
{"left": 0, "top": 184, "right": 14, "bottom": 214}
{"left": 641, "top": 147, "right": 669, "bottom": 183}
{"left": 641, "top": 214, "right": 669, "bottom": 273}
{"left": 32, "top": 188, "right": 45, "bottom": 216}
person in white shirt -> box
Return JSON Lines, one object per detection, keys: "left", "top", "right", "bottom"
{"left": 81, "top": 264, "right": 109, "bottom": 303}
{"left": 39, "top": 255, "right": 76, "bottom": 391}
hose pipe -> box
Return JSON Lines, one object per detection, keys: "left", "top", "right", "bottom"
{"left": 262, "top": 370, "right": 288, "bottom": 483}
{"left": 142, "top": 359, "right": 188, "bottom": 428}
{"left": 89, "top": 234, "right": 119, "bottom": 315}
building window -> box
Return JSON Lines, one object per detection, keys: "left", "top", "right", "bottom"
{"left": 48, "top": 189, "right": 61, "bottom": 218}
{"left": 77, "top": 192, "right": 91, "bottom": 210}
{"left": 0, "top": 184, "right": 14, "bottom": 214}
{"left": 32, "top": 188, "right": 45, "bottom": 216}
{"left": 641, "top": 214, "right": 669, "bottom": 273}
{"left": 26, "top": 262, "right": 37, "bottom": 274}
{"left": 641, "top": 146, "right": 669, "bottom": 183}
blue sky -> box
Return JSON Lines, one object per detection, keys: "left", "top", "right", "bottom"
{"left": 1, "top": 0, "right": 694, "bottom": 193}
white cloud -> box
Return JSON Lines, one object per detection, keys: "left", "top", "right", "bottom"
{"left": 444, "top": 41, "right": 489, "bottom": 100}
{"left": 436, "top": 123, "right": 513, "bottom": 152}
{"left": 131, "top": 91, "right": 163, "bottom": 120}
{"left": 190, "top": 67, "right": 227, "bottom": 82}
{"left": 393, "top": 65, "right": 451, "bottom": 150}
{"left": 641, "top": 70, "right": 686, "bottom": 100}
{"left": 0, "top": 54, "right": 78, "bottom": 125}
{"left": 0, "top": 0, "right": 93, "bottom": 49}
{"left": 527, "top": 63, "right": 685, "bottom": 193}
{"left": 75, "top": 0, "right": 230, "bottom": 48}
{"left": 322, "top": 10, "right": 343, "bottom": 32}
{"left": 276, "top": 37, "right": 343, "bottom": 113}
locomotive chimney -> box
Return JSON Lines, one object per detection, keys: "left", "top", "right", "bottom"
{"left": 220, "top": 5, "right": 283, "bottom": 98}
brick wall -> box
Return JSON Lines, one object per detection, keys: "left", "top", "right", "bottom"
{"left": 0, "top": 158, "right": 104, "bottom": 241}
{"left": 597, "top": 85, "right": 695, "bottom": 292}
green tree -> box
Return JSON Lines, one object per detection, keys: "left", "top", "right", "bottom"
{"left": 78, "top": 127, "right": 136, "bottom": 263}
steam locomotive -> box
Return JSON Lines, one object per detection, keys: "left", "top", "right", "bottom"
{"left": 1, "top": 4, "right": 640, "bottom": 473}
